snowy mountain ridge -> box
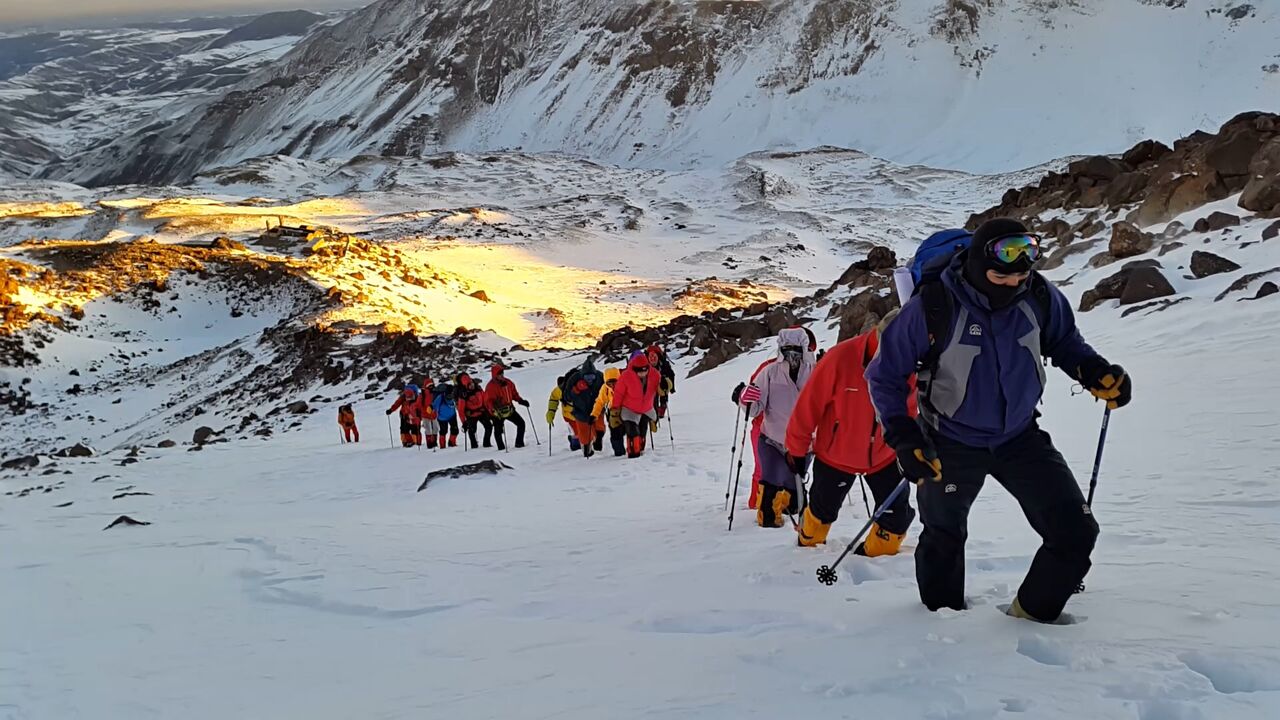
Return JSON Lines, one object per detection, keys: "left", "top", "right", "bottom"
{"left": 45, "top": 0, "right": 1280, "bottom": 186}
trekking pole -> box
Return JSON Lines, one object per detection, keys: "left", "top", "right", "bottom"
{"left": 386, "top": 415, "right": 395, "bottom": 448}
{"left": 817, "top": 478, "right": 912, "bottom": 585}
{"left": 525, "top": 407, "right": 542, "bottom": 446}
{"left": 548, "top": 424, "right": 553, "bottom": 457}
{"left": 858, "top": 476, "right": 872, "bottom": 517}
{"left": 339, "top": 428, "right": 345, "bottom": 445}
{"left": 1077, "top": 406, "right": 1112, "bottom": 593}
{"left": 727, "top": 404, "right": 752, "bottom": 530}
{"left": 1086, "top": 406, "right": 1111, "bottom": 507}
{"left": 649, "top": 419, "right": 660, "bottom": 455}
{"left": 667, "top": 409, "right": 675, "bottom": 452}
{"left": 724, "top": 406, "right": 746, "bottom": 511}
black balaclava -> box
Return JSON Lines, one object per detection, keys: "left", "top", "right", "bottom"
{"left": 964, "top": 218, "right": 1033, "bottom": 310}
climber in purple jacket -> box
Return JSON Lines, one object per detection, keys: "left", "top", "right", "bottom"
{"left": 867, "top": 218, "right": 1132, "bottom": 623}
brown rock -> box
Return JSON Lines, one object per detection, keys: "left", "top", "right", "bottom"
{"left": 1136, "top": 172, "right": 1230, "bottom": 226}
{"left": 1199, "top": 128, "right": 1264, "bottom": 178}
{"left": 1263, "top": 220, "right": 1280, "bottom": 241}
{"left": 1121, "top": 139, "right": 1172, "bottom": 167}
{"left": 865, "top": 246, "right": 897, "bottom": 271}
{"left": 716, "top": 318, "right": 769, "bottom": 342}
{"left": 1192, "top": 212, "right": 1241, "bottom": 233}
{"left": 1038, "top": 218, "right": 1072, "bottom": 240}
{"left": 1215, "top": 267, "right": 1280, "bottom": 301}
{"left": 1190, "top": 251, "right": 1242, "bottom": 279}
{"left": 1240, "top": 138, "right": 1280, "bottom": 214}
{"left": 1109, "top": 222, "right": 1154, "bottom": 258}
{"left": 1068, "top": 155, "right": 1127, "bottom": 181}
{"left": 103, "top": 515, "right": 150, "bottom": 530}
{"left": 1103, "top": 172, "right": 1150, "bottom": 207}
{"left": 1158, "top": 241, "right": 1185, "bottom": 257}
{"left": 1079, "top": 260, "right": 1165, "bottom": 311}
{"left": 1119, "top": 267, "right": 1177, "bottom": 305}
{"left": 157, "top": 440, "right": 177, "bottom": 448}
{"left": 469, "top": 290, "right": 492, "bottom": 303}
{"left": 1251, "top": 281, "right": 1279, "bottom": 300}
{"left": 836, "top": 289, "right": 892, "bottom": 342}
{"left": 688, "top": 338, "right": 743, "bottom": 376}
{"left": 192, "top": 426, "right": 216, "bottom": 445}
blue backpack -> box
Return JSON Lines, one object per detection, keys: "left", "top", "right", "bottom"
{"left": 910, "top": 229, "right": 972, "bottom": 288}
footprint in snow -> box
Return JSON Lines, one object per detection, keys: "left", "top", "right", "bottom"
{"left": 1178, "top": 651, "right": 1280, "bottom": 694}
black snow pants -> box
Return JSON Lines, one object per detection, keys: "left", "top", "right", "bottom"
{"left": 464, "top": 416, "right": 493, "bottom": 448}
{"left": 916, "top": 423, "right": 1099, "bottom": 620}
{"left": 809, "top": 459, "right": 913, "bottom": 534}
{"left": 493, "top": 411, "right": 526, "bottom": 450}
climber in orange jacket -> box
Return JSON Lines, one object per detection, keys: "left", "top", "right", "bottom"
{"left": 785, "top": 316, "right": 917, "bottom": 554}
{"left": 337, "top": 404, "right": 359, "bottom": 443}
{"left": 387, "top": 385, "right": 424, "bottom": 447}
{"left": 485, "top": 364, "right": 529, "bottom": 450}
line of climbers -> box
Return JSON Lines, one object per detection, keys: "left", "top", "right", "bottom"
{"left": 547, "top": 344, "right": 676, "bottom": 459}
{"left": 384, "top": 364, "right": 531, "bottom": 450}
{"left": 729, "top": 218, "right": 1132, "bottom": 625}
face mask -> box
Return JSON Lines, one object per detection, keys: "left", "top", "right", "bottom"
{"left": 781, "top": 346, "right": 804, "bottom": 370}
{"left": 964, "top": 252, "right": 1026, "bottom": 310}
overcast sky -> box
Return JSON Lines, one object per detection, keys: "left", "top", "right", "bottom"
{"left": 0, "top": 0, "right": 364, "bottom": 26}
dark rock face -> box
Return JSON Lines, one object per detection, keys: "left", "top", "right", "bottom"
{"left": 1191, "top": 212, "right": 1240, "bottom": 233}
{"left": 1109, "top": 222, "right": 1154, "bottom": 259}
{"left": 418, "top": 460, "right": 512, "bottom": 491}
{"left": 1, "top": 455, "right": 39, "bottom": 471}
{"left": 1080, "top": 261, "right": 1174, "bottom": 311}
{"left": 1189, "top": 251, "right": 1242, "bottom": 279}
{"left": 103, "top": 515, "right": 151, "bottom": 530}
{"left": 193, "top": 426, "right": 217, "bottom": 444}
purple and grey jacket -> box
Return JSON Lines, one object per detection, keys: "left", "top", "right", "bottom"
{"left": 867, "top": 254, "right": 1099, "bottom": 448}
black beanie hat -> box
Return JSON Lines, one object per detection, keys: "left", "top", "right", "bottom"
{"left": 967, "top": 218, "right": 1033, "bottom": 274}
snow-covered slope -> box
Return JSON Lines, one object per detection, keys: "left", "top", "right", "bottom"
{"left": 0, "top": 12, "right": 332, "bottom": 178}
{"left": 4, "top": 199, "right": 1280, "bottom": 720}
{"left": 47, "top": 0, "right": 1280, "bottom": 186}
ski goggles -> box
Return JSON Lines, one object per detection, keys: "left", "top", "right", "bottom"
{"left": 985, "top": 233, "right": 1042, "bottom": 269}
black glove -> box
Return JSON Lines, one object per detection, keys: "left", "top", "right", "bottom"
{"left": 1077, "top": 357, "right": 1132, "bottom": 410}
{"left": 518, "top": 399, "right": 530, "bottom": 408}
{"left": 785, "top": 451, "right": 808, "bottom": 476}
{"left": 385, "top": 409, "right": 394, "bottom": 416}
{"left": 884, "top": 417, "right": 942, "bottom": 483}
{"left": 731, "top": 382, "right": 746, "bottom": 404}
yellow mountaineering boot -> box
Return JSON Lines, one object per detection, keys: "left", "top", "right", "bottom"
{"left": 797, "top": 507, "right": 831, "bottom": 547}
{"left": 771, "top": 489, "right": 792, "bottom": 529}
{"left": 855, "top": 522, "right": 907, "bottom": 557}
{"left": 1006, "top": 596, "right": 1043, "bottom": 622}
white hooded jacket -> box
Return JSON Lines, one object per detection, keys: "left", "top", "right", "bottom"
{"left": 741, "top": 327, "right": 816, "bottom": 444}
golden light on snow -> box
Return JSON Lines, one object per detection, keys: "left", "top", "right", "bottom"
{"left": 1, "top": 194, "right": 791, "bottom": 351}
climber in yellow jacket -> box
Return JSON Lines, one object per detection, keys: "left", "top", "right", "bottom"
{"left": 546, "top": 374, "right": 579, "bottom": 450}
{"left": 593, "top": 368, "right": 626, "bottom": 457}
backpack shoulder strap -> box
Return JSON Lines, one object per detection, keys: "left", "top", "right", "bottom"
{"left": 1027, "top": 273, "right": 1054, "bottom": 355}
{"left": 916, "top": 280, "right": 954, "bottom": 373}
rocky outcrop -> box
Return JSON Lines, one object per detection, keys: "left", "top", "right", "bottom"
{"left": 1192, "top": 212, "right": 1241, "bottom": 233}
{"left": 970, "top": 112, "right": 1280, "bottom": 228}
{"left": 1080, "top": 261, "right": 1176, "bottom": 312}
{"left": 1109, "top": 222, "right": 1154, "bottom": 259}
{"left": 1190, "top": 251, "right": 1242, "bottom": 279}
{"left": 1239, "top": 138, "right": 1280, "bottom": 215}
